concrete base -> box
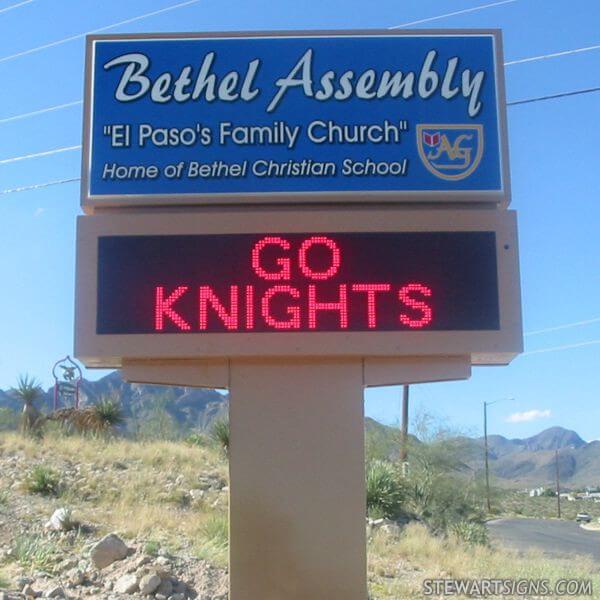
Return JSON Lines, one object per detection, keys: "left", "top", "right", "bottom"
{"left": 229, "top": 359, "right": 367, "bottom": 600}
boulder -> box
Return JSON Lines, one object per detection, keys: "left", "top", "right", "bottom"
{"left": 155, "top": 578, "right": 173, "bottom": 597}
{"left": 67, "top": 570, "right": 84, "bottom": 587}
{"left": 114, "top": 574, "right": 139, "bottom": 594}
{"left": 44, "top": 509, "right": 73, "bottom": 532}
{"left": 90, "top": 534, "right": 130, "bottom": 569}
{"left": 42, "top": 586, "right": 65, "bottom": 598}
{"left": 138, "top": 573, "right": 161, "bottom": 595}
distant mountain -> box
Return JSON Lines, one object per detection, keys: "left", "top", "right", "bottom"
{"left": 485, "top": 427, "right": 586, "bottom": 456}
{"left": 455, "top": 427, "right": 596, "bottom": 488}
{"left": 1, "top": 375, "right": 598, "bottom": 487}
{"left": 0, "top": 371, "right": 228, "bottom": 433}
{"left": 365, "top": 420, "right": 599, "bottom": 488}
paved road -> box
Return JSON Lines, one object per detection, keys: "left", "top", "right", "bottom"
{"left": 488, "top": 518, "right": 600, "bottom": 561}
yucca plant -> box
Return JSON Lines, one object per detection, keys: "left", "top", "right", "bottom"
{"left": 25, "top": 465, "right": 61, "bottom": 497}
{"left": 47, "top": 396, "right": 124, "bottom": 436}
{"left": 11, "top": 374, "right": 43, "bottom": 435}
{"left": 93, "top": 397, "right": 125, "bottom": 432}
{"left": 210, "top": 420, "right": 230, "bottom": 456}
{"left": 366, "top": 460, "right": 404, "bottom": 519}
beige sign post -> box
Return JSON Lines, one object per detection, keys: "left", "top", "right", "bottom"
{"left": 75, "top": 29, "right": 521, "bottom": 600}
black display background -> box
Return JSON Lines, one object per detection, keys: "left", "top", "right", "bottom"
{"left": 96, "top": 232, "right": 499, "bottom": 334}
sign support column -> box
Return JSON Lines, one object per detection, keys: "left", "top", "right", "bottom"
{"left": 229, "top": 358, "right": 367, "bottom": 600}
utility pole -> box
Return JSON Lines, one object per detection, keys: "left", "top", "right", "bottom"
{"left": 483, "top": 397, "right": 514, "bottom": 514}
{"left": 555, "top": 449, "right": 561, "bottom": 518}
{"left": 399, "top": 385, "right": 409, "bottom": 476}
{"left": 484, "top": 401, "right": 491, "bottom": 513}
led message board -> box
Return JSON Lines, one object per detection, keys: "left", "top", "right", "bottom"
{"left": 97, "top": 233, "right": 499, "bottom": 334}
{"left": 82, "top": 30, "right": 509, "bottom": 210}
{"left": 74, "top": 209, "right": 522, "bottom": 366}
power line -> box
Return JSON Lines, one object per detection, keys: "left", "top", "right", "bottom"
{"left": 0, "top": 145, "right": 81, "bottom": 165}
{"left": 0, "top": 100, "right": 82, "bottom": 125}
{"left": 505, "top": 43, "right": 600, "bottom": 66}
{"left": 508, "top": 86, "right": 600, "bottom": 106}
{"left": 0, "top": 0, "right": 35, "bottom": 15}
{"left": 2, "top": 79, "right": 599, "bottom": 165}
{"left": 0, "top": 177, "right": 80, "bottom": 196}
{"left": 525, "top": 317, "right": 600, "bottom": 336}
{"left": 389, "top": 0, "right": 517, "bottom": 29}
{"left": 523, "top": 340, "right": 600, "bottom": 356}
{"left": 3, "top": 83, "right": 599, "bottom": 132}
{"left": 0, "top": 0, "right": 203, "bottom": 64}
{"left": 1, "top": 83, "right": 598, "bottom": 166}
{"left": 1, "top": 40, "right": 597, "bottom": 125}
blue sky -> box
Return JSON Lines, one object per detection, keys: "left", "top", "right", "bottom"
{"left": 0, "top": 0, "right": 598, "bottom": 441}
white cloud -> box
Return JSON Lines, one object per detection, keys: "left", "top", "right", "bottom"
{"left": 33, "top": 208, "right": 45, "bottom": 217}
{"left": 506, "top": 409, "right": 551, "bottom": 423}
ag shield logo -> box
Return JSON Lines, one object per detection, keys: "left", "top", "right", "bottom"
{"left": 417, "top": 124, "right": 484, "bottom": 181}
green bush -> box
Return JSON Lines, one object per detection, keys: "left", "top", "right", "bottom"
{"left": 196, "top": 514, "right": 229, "bottom": 566}
{"left": 13, "top": 534, "right": 58, "bottom": 569}
{"left": 366, "top": 460, "right": 404, "bottom": 519}
{"left": 0, "top": 407, "right": 20, "bottom": 431}
{"left": 25, "top": 465, "right": 61, "bottom": 496}
{"left": 451, "top": 521, "right": 489, "bottom": 546}
{"left": 411, "top": 475, "right": 485, "bottom": 533}
{"left": 144, "top": 540, "right": 160, "bottom": 556}
{"left": 185, "top": 432, "right": 209, "bottom": 447}
{"left": 201, "top": 514, "right": 229, "bottom": 548}
{"left": 0, "top": 571, "right": 9, "bottom": 588}
{"left": 134, "top": 401, "right": 181, "bottom": 441}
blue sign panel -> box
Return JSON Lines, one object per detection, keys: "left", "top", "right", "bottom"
{"left": 83, "top": 31, "right": 508, "bottom": 206}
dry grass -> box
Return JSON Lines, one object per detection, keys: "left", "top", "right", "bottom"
{"left": 368, "top": 522, "right": 600, "bottom": 599}
{"left": 0, "top": 432, "right": 228, "bottom": 557}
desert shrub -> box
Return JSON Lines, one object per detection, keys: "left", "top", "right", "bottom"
{"left": 450, "top": 520, "right": 489, "bottom": 546}
{"left": 201, "top": 514, "right": 228, "bottom": 547}
{"left": 144, "top": 540, "right": 160, "bottom": 556}
{"left": 413, "top": 475, "right": 485, "bottom": 533}
{"left": 366, "top": 460, "right": 405, "bottom": 519}
{"left": 0, "top": 408, "right": 20, "bottom": 432}
{"left": 210, "top": 420, "right": 229, "bottom": 455}
{"left": 0, "top": 489, "right": 8, "bottom": 506}
{"left": 162, "top": 489, "right": 191, "bottom": 508}
{"left": 185, "top": 432, "right": 209, "bottom": 447}
{"left": 13, "top": 534, "right": 58, "bottom": 569}
{"left": 135, "top": 398, "right": 182, "bottom": 441}
{"left": 196, "top": 514, "right": 229, "bottom": 566}
{"left": 402, "top": 412, "right": 486, "bottom": 533}
{"left": 25, "top": 465, "right": 61, "bottom": 496}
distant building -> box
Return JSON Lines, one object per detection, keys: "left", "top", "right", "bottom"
{"left": 560, "top": 492, "right": 575, "bottom": 502}
{"left": 529, "top": 487, "right": 546, "bottom": 497}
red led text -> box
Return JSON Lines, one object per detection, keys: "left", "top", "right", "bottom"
{"left": 153, "top": 235, "right": 434, "bottom": 332}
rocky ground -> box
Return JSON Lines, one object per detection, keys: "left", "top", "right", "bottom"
{"left": 0, "top": 529, "right": 228, "bottom": 599}
{"left": 0, "top": 438, "right": 229, "bottom": 599}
